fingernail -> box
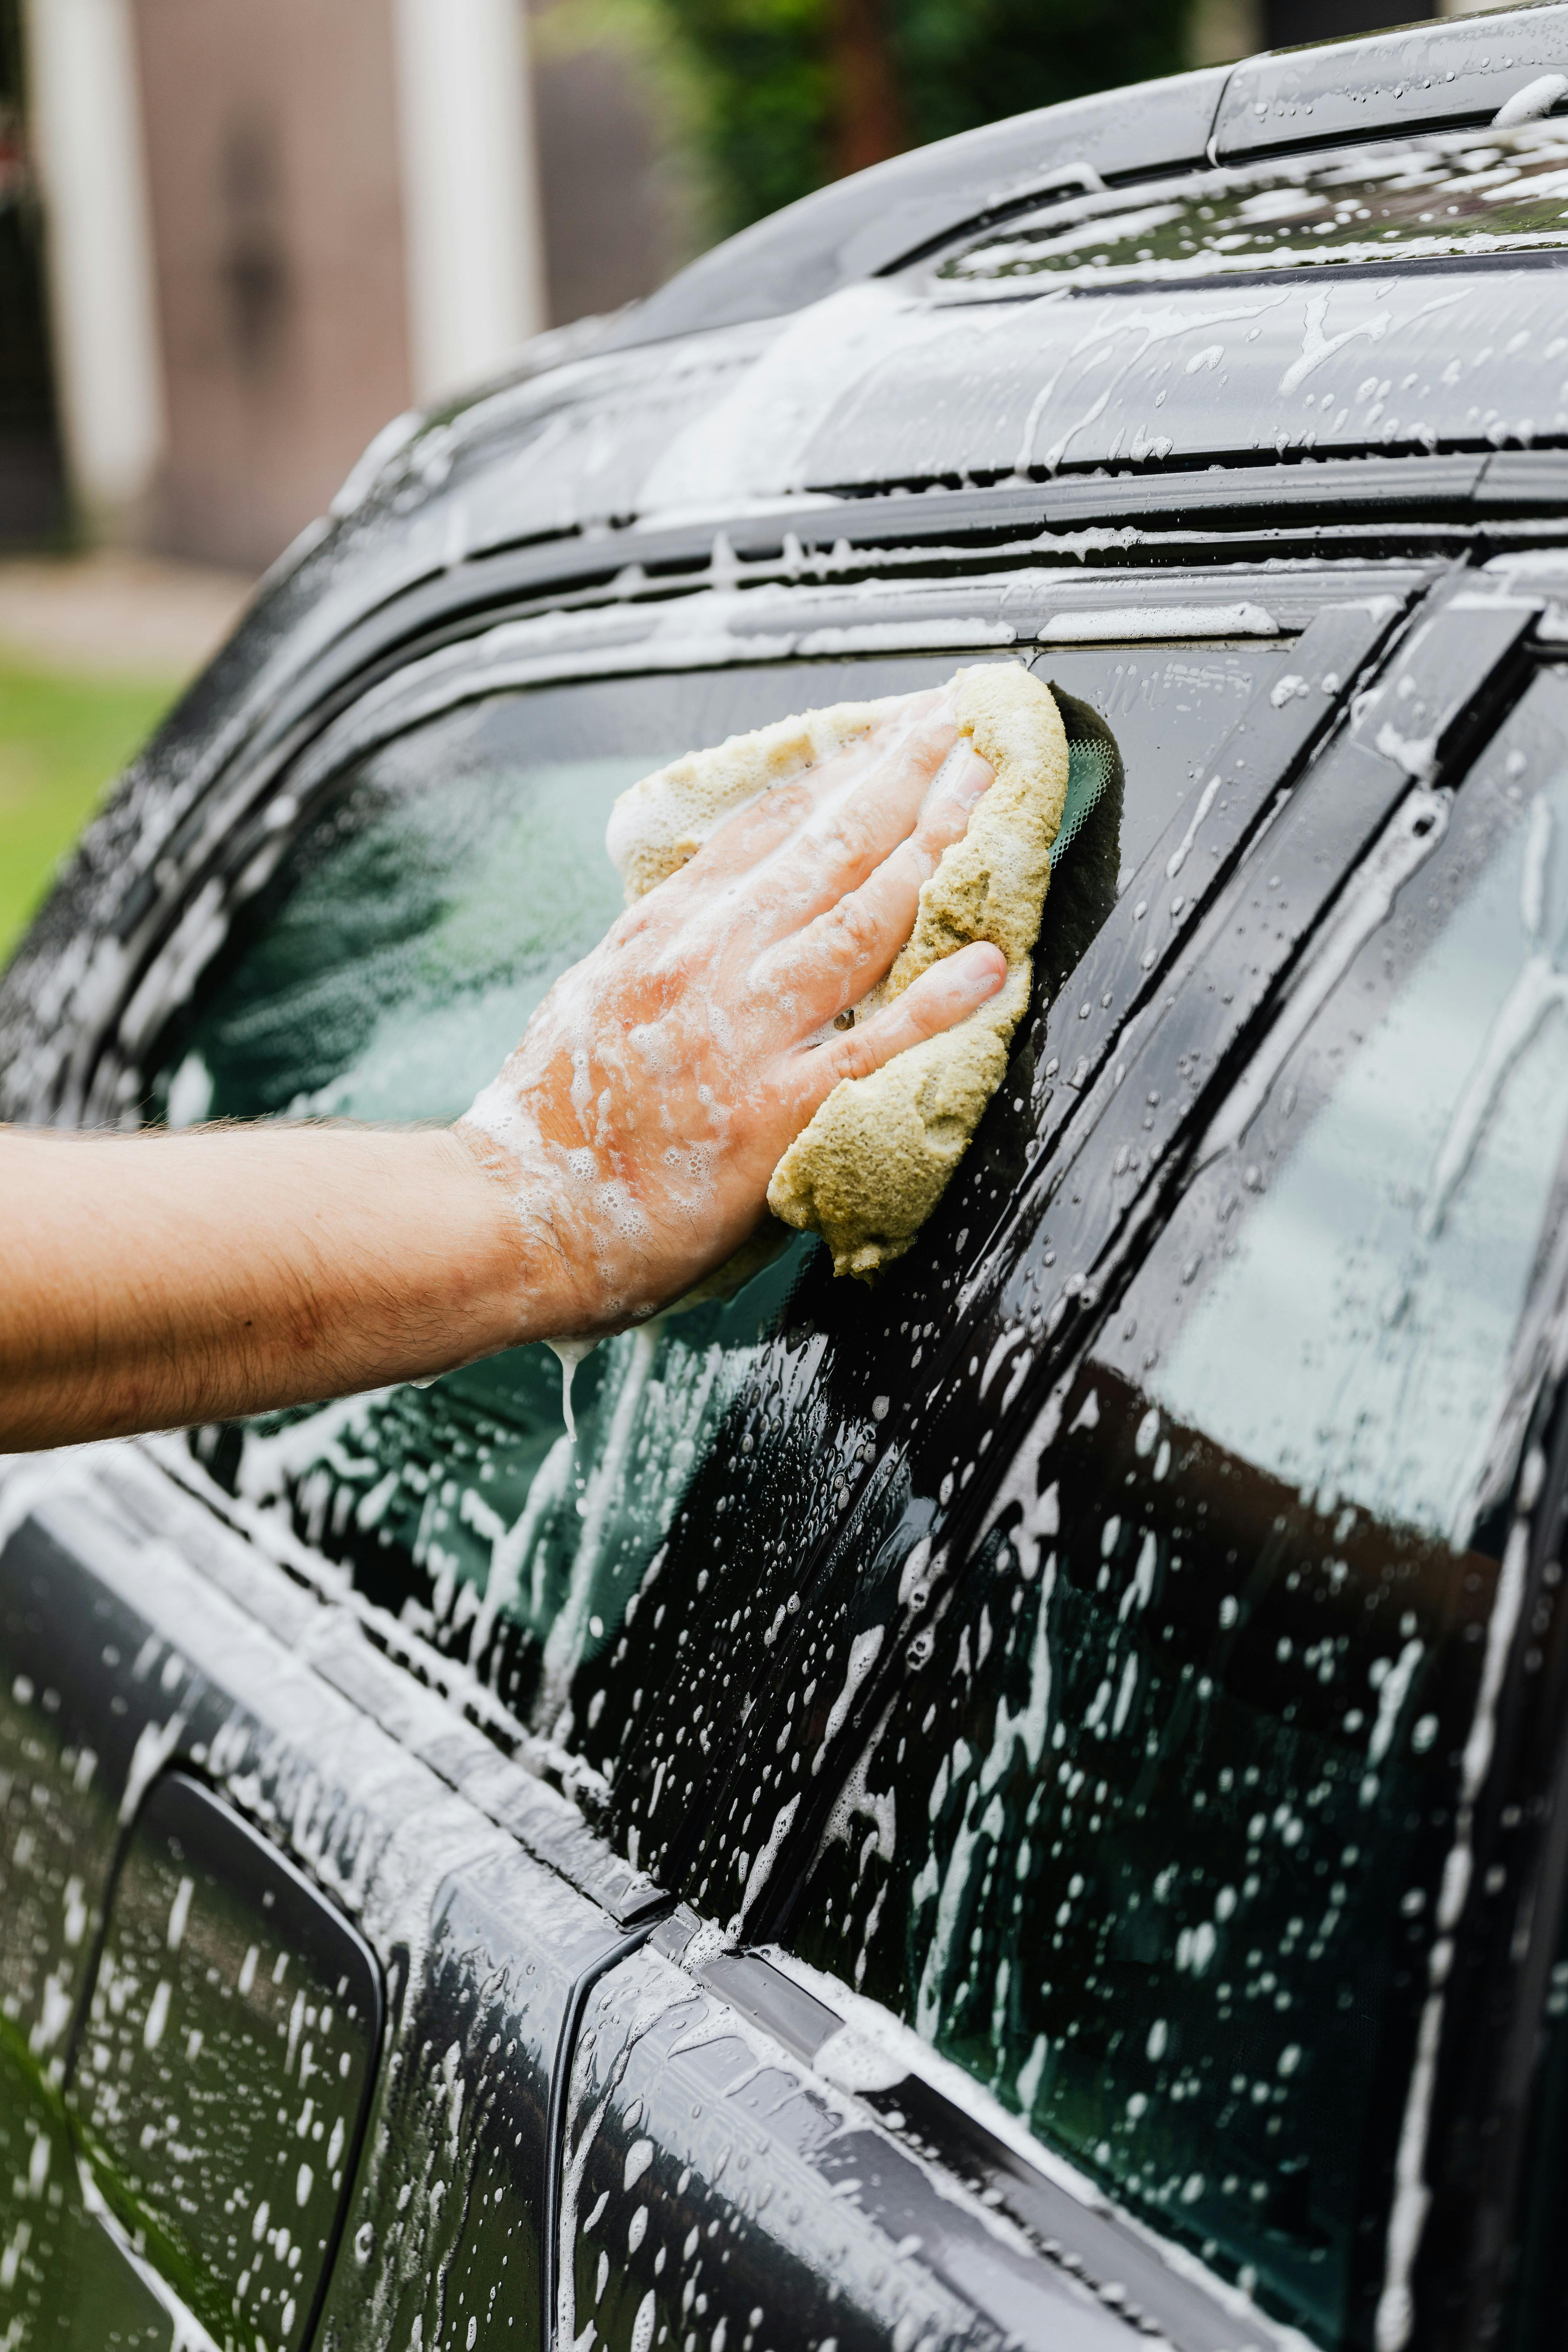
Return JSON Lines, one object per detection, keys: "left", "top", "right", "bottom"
{"left": 959, "top": 944, "right": 1007, "bottom": 999}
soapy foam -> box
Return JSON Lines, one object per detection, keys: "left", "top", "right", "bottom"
{"left": 547, "top": 1335, "right": 598, "bottom": 1440}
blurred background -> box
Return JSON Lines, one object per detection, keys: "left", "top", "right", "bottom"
{"left": 0, "top": 0, "right": 1512, "bottom": 958}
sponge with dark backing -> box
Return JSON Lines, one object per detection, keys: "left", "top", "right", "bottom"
{"left": 607, "top": 660, "right": 1120, "bottom": 1287}
{"left": 766, "top": 663, "right": 1069, "bottom": 1278}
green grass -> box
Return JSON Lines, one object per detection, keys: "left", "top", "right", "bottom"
{"left": 0, "top": 658, "right": 174, "bottom": 965}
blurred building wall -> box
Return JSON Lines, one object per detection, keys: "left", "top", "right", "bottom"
{"left": 130, "top": 0, "right": 414, "bottom": 571}
{"left": 19, "top": 0, "right": 555, "bottom": 573}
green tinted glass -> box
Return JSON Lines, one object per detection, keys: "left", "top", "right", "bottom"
{"left": 143, "top": 646, "right": 1282, "bottom": 1757}
{"left": 935, "top": 123, "right": 1568, "bottom": 294}
{"left": 791, "top": 673, "right": 1568, "bottom": 2346}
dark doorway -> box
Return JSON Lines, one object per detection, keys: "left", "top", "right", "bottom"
{"left": 0, "top": 0, "right": 68, "bottom": 546}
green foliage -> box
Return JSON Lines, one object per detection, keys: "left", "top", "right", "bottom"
{"left": 892, "top": 0, "right": 1194, "bottom": 153}
{"left": 668, "top": 0, "right": 835, "bottom": 236}
{"left": 0, "top": 659, "right": 171, "bottom": 963}
{"left": 663, "top": 0, "right": 1196, "bottom": 235}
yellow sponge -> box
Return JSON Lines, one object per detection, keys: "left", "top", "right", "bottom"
{"left": 767, "top": 662, "right": 1068, "bottom": 1279}
{"left": 606, "top": 661, "right": 1069, "bottom": 1289}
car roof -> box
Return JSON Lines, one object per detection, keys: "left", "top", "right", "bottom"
{"left": 299, "top": 5, "right": 1568, "bottom": 575}
{"left": 601, "top": 2, "right": 1568, "bottom": 346}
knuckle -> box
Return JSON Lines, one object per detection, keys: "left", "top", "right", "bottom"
{"left": 760, "top": 777, "right": 816, "bottom": 830}
{"left": 817, "top": 805, "right": 882, "bottom": 874}
{"left": 830, "top": 1028, "right": 884, "bottom": 1084}
{"left": 822, "top": 891, "right": 883, "bottom": 966}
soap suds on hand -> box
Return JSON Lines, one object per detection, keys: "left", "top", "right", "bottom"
{"left": 606, "top": 696, "right": 917, "bottom": 905}
{"left": 609, "top": 660, "right": 1070, "bottom": 1286}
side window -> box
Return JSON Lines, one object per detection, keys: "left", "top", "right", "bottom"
{"left": 67, "top": 1772, "right": 379, "bottom": 2352}
{"left": 573, "top": 620, "right": 1356, "bottom": 1864}
{"left": 144, "top": 635, "right": 1301, "bottom": 1766}
{"left": 785, "top": 671, "right": 1568, "bottom": 2348}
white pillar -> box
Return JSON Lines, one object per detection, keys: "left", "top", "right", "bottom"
{"left": 391, "top": 0, "right": 548, "bottom": 406}
{"left": 21, "top": 0, "right": 165, "bottom": 528}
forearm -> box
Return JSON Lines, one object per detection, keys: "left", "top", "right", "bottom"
{"left": 2, "top": 686, "right": 1009, "bottom": 1454}
{"left": 0, "top": 1124, "right": 560, "bottom": 1449}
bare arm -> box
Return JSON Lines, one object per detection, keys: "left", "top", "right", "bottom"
{"left": 2, "top": 692, "right": 1004, "bottom": 1448}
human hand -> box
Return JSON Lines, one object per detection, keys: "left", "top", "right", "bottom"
{"left": 458, "top": 688, "right": 1006, "bottom": 1337}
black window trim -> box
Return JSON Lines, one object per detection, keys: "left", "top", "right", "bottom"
{"left": 111, "top": 453, "right": 1568, "bottom": 943}
{"left": 224, "top": 449, "right": 1568, "bottom": 790}
{"left": 653, "top": 1913, "right": 1303, "bottom": 2352}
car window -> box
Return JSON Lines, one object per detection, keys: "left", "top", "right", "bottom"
{"left": 925, "top": 120, "right": 1568, "bottom": 296}
{"left": 142, "top": 638, "right": 1296, "bottom": 1760}
{"left": 783, "top": 669, "right": 1568, "bottom": 2348}
{"left": 68, "top": 1772, "right": 379, "bottom": 2352}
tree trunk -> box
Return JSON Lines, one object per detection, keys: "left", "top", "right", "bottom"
{"left": 830, "top": 0, "right": 904, "bottom": 180}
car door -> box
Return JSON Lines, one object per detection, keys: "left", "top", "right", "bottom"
{"left": 544, "top": 559, "right": 1568, "bottom": 2352}
{"left": 0, "top": 1439, "right": 649, "bottom": 2352}
{"left": 0, "top": 546, "right": 1462, "bottom": 2346}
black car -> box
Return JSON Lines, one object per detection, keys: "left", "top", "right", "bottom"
{"left": 7, "top": 12, "right": 1568, "bottom": 2350}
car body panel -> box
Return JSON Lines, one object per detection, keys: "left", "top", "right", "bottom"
{"left": 0, "top": 1444, "right": 643, "bottom": 2352}
{"left": 554, "top": 1935, "right": 1139, "bottom": 2352}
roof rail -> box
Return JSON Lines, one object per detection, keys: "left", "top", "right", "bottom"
{"left": 601, "top": 66, "right": 1228, "bottom": 351}
{"left": 1214, "top": 0, "right": 1568, "bottom": 158}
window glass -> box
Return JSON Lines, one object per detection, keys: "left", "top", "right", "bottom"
{"left": 146, "top": 641, "right": 1294, "bottom": 1756}
{"left": 930, "top": 122, "right": 1568, "bottom": 296}
{"left": 788, "top": 673, "right": 1568, "bottom": 2347}
{"left": 68, "top": 1771, "right": 379, "bottom": 2352}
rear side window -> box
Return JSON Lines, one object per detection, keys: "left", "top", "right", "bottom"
{"left": 144, "top": 637, "right": 1297, "bottom": 1756}
{"left": 927, "top": 121, "right": 1568, "bottom": 294}
{"left": 788, "top": 671, "right": 1568, "bottom": 2346}
{"left": 69, "top": 1772, "right": 378, "bottom": 2352}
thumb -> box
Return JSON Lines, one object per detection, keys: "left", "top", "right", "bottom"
{"left": 798, "top": 942, "right": 1008, "bottom": 1113}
